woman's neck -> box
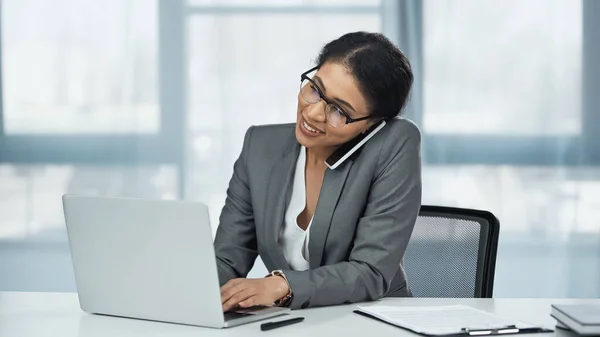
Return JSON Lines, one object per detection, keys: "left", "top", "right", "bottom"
{"left": 305, "top": 146, "right": 337, "bottom": 169}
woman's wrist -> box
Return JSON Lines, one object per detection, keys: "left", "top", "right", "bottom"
{"left": 271, "top": 275, "right": 289, "bottom": 297}
{"left": 266, "top": 270, "right": 293, "bottom": 306}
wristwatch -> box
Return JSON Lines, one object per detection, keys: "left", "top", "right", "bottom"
{"left": 266, "top": 270, "right": 293, "bottom": 307}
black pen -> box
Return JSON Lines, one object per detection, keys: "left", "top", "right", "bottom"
{"left": 260, "top": 317, "right": 305, "bottom": 331}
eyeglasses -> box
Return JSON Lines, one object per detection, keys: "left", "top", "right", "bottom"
{"left": 299, "top": 66, "right": 371, "bottom": 128}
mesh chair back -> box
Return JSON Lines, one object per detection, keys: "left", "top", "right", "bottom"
{"left": 403, "top": 206, "right": 499, "bottom": 298}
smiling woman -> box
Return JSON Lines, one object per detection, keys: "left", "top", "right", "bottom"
{"left": 214, "top": 31, "right": 421, "bottom": 311}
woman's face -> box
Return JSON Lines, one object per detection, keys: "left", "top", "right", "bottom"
{"left": 295, "top": 62, "right": 372, "bottom": 151}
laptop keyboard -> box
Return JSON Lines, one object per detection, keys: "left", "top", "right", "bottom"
{"left": 224, "top": 311, "right": 253, "bottom": 321}
{"left": 223, "top": 306, "right": 270, "bottom": 321}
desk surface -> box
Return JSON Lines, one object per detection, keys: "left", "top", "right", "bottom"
{"left": 1, "top": 292, "right": 598, "bottom": 337}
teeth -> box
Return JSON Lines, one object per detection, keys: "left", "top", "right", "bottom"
{"left": 303, "top": 120, "right": 320, "bottom": 133}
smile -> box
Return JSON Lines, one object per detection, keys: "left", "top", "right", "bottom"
{"left": 300, "top": 117, "right": 324, "bottom": 137}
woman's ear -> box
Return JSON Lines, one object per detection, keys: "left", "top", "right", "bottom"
{"left": 361, "top": 119, "right": 377, "bottom": 134}
{"left": 361, "top": 125, "right": 370, "bottom": 134}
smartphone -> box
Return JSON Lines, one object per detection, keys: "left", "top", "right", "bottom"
{"left": 325, "top": 120, "right": 387, "bottom": 170}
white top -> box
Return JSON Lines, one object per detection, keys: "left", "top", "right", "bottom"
{"left": 0, "top": 291, "right": 586, "bottom": 336}
{"left": 279, "top": 146, "right": 312, "bottom": 271}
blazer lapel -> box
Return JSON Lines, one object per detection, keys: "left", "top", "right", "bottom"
{"left": 261, "top": 135, "right": 300, "bottom": 270}
{"left": 308, "top": 159, "right": 354, "bottom": 268}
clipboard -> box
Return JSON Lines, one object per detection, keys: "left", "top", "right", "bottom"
{"left": 353, "top": 305, "right": 554, "bottom": 336}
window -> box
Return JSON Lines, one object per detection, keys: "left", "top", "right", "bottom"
{"left": 417, "top": 0, "right": 595, "bottom": 166}
{"left": 417, "top": 0, "right": 595, "bottom": 237}
{"left": 416, "top": 0, "right": 600, "bottom": 297}
{"left": 0, "top": 0, "right": 182, "bottom": 241}
{"left": 2, "top": 0, "right": 159, "bottom": 135}
{"left": 423, "top": 0, "right": 582, "bottom": 136}
{"left": 0, "top": 0, "right": 180, "bottom": 165}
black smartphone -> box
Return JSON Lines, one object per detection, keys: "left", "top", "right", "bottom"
{"left": 325, "top": 120, "right": 387, "bottom": 170}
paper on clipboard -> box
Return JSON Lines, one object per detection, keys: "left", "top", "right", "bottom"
{"left": 355, "top": 304, "right": 539, "bottom": 336}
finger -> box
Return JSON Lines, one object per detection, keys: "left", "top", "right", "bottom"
{"left": 223, "top": 286, "right": 255, "bottom": 311}
{"left": 238, "top": 295, "right": 260, "bottom": 308}
{"left": 220, "top": 278, "right": 242, "bottom": 295}
{"left": 222, "top": 287, "right": 255, "bottom": 312}
{"left": 221, "top": 281, "right": 247, "bottom": 304}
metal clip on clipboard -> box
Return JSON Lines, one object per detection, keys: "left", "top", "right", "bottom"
{"left": 461, "top": 325, "right": 551, "bottom": 336}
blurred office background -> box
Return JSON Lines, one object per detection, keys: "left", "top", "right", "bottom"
{"left": 1, "top": 0, "right": 599, "bottom": 297}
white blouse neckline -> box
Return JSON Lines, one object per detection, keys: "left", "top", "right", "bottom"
{"left": 278, "top": 146, "right": 312, "bottom": 271}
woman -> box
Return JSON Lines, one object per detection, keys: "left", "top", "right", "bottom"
{"left": 216, "top": 31, "right": 421, "bottom": 311}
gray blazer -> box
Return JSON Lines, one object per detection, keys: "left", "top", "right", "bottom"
{"left": 214, "top": 118, "right": 422, "bottom": 309}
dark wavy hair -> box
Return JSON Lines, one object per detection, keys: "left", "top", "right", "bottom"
{"left": 316, "top": 31, "right": 413, "bottom": 120}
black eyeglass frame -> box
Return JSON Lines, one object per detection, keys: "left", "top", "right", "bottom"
{"left": 300, "top": 66, "right": 371, "bottom": 125}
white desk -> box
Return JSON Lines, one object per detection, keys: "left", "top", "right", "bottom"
{"left": 1, "top": 292, "right": 598, "bottom": 337}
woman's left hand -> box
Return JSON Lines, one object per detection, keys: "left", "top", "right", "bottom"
{"left": 220, "top": 277, "right": 289, "bottom": 312}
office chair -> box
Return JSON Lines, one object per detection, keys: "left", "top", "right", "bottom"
{"left": 403, "top": 205, "right": 500, "bottom": 298}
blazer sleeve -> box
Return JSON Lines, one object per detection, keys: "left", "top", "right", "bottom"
{"left": 213, "top": 126, "right": 259, "bottom": 286}
{"left": 283, "top": 122, "right": 422, "bottom": 309}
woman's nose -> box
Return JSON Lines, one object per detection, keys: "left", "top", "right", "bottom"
{"left": 305, "top": 100, "right": 327, "bottom": 123}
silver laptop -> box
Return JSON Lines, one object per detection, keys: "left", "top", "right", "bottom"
{"left": 62, "top": 194, "right": 289, "bottom": 328}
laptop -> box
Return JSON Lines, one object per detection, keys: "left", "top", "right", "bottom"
{"left": 62, "top": 194, "right": 290, "bottom": 328}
